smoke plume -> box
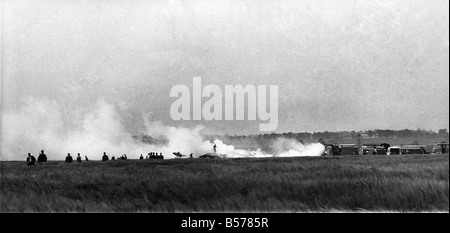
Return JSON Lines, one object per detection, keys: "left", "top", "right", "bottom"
{"left": 1, "top": 98, "right": 324, "bottom": 161}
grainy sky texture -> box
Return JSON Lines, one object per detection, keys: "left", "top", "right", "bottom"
{"left": 2, "top": 0, "right": 449, "bottom": 135}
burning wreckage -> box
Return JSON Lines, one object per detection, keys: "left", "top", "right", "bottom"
{"left": 134, "top": 135, "right": 224, "bottom": 159}
{"left": 173, "top": 152, "right": 222, "bottom": 159}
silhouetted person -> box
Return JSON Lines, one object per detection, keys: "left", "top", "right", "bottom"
{"left": 65, "top": 153, "right": 73, "bottom": 163}
{"left": 189, "top": 153, "right": 193, "bottom": 159}
{"left": 27, "top": 153, "right": 36, "bottom": 165}
{"left": 140, "top": 154, "right": 144, "bottom": 160}
{"left": 124, "top": 154, "right": 127, "bottom": 160}
{"left": 213, "top": 144, "right": 217, "bottom": 154}
{"left": 111, "top": 156, "right": 115, "bottom": 160}
{"left": 102, "top": 152, "right": 109, "bottom": 161}
{"left": 76, "top": 153, "right": 82, "bottom": 163}
{"left": 37, "top": 150, "right": 47, "bottom": 163}
{"left": 85, "top": 156, "right": 89, "bottom": 161}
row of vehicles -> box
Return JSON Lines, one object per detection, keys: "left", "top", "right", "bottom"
{"left": 324, "top": 142, "right": 449, "bottom": 156}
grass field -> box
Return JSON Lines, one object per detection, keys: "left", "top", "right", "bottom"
{"left": 1, "top": 154, "right": 448, "bottom": 212}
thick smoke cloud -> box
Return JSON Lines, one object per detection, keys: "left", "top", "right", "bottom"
{"left": 1, "top": 97, "right": 324, "bottom": 161}
{"left": 2, "top": 98, "right": 148, "bottom": 160}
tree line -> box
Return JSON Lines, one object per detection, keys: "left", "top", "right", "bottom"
{"left": 224, "top": 128, "right": 449, "bottom": 141}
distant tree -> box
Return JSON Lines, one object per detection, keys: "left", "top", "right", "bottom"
{"left": 296, "top": 134, "right": 304, "bottom": 142}
{"left": 438, "top": 128, "right": 449, "bottom": 137}
{"left": 287, "top": 132, "right": 294, "bottom": 139}
{"left": 318, "top": 138, "right": 326, "bottom": 145}
{"left": 378, "top": 130, "right": 395, "bottom": 138}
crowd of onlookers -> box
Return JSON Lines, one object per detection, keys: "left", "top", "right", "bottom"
{"left": 26, "top": 150, "right": 165, "bottom": 165}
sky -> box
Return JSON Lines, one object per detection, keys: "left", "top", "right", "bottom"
{"left": 2, "top": 0, "right": 449, "bottom": 136}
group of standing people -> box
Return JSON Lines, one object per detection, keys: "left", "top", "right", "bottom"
{"left": 65, "top": 153, "right": 88, "bottom": 163}
{"left": 143, "top": 152, "right": 164, "bottom": 159}
{"left": 103, "top": 153, "right": 128, "bottom": 161}
{"left": 27, "top": 150, "right": 168, "bottom": 165}
{"left": 26, "top": 150, "right": 89, "bottom": 165}
{"left": 26, "top": 150, "right": 47, "bottom": 165}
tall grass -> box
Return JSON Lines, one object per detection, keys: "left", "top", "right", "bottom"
{"left": 1, "top": 154, "right": 448, "bottom": 212}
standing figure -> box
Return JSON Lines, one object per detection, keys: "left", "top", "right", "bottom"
{"left": 65, "top": 153, "right": 73, "bottom": 163}
{"left": 356, "top": 134, "right": 363, "bottom": 155}
{"left": 38, "top": 150, "right": 47, "bottom": 163}
{"left": 85, "top": 156, "right": 89, "bottom": 161}
{"left": 213, "top": 144, "right": 217, "bottom": 155}
{"left": 76, "top": 153, "right": 82, "bottom": 163}
{"left": 102, "top": 152, "right": 109, "bottom": 161}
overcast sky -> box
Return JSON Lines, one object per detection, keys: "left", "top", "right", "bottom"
{"left": 2, "top": 0, "right": 449, "bottom": 135}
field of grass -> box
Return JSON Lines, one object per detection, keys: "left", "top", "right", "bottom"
{"left": 1, "top": 154, "right": 448, "bottom": 212}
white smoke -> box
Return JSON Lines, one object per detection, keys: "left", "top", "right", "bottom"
{"left": 2, "top": 98, "right": 153, "bottom": 160}
{"left": 142, "top": 119, "right": 212, "bottom": 158}
{"left": 271, "top": 138, "right": 326, "bottom": 157}
{"left": 208, "top": 138, "right": 325, "bottom": 158}
{"left": 1, "top": 97, "right": 324, "bottom": 161}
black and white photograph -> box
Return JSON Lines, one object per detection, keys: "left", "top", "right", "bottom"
{"left": 1, "top": 0, "right": 449, "bottom": 219}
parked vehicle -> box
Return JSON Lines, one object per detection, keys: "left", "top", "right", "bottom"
{"left": 401, "top": 148, "right": 426, "bottom": 154}
{"left": 387, "top": 146, "right": 401, "bottom": 155}
{"left": 338, "top": 144, "right": 358, "bottom": 155}
{"left": 387, "top": 145, "right": 427, "bottom": 155}
{"left": 376, "top": 146, "right": 387, "bottom": 155}
{"left": 431, "top": 142, "right": 449, "bottom": 154}
{"left": 362, "top": 146, "right": 387, "bottom": 155}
